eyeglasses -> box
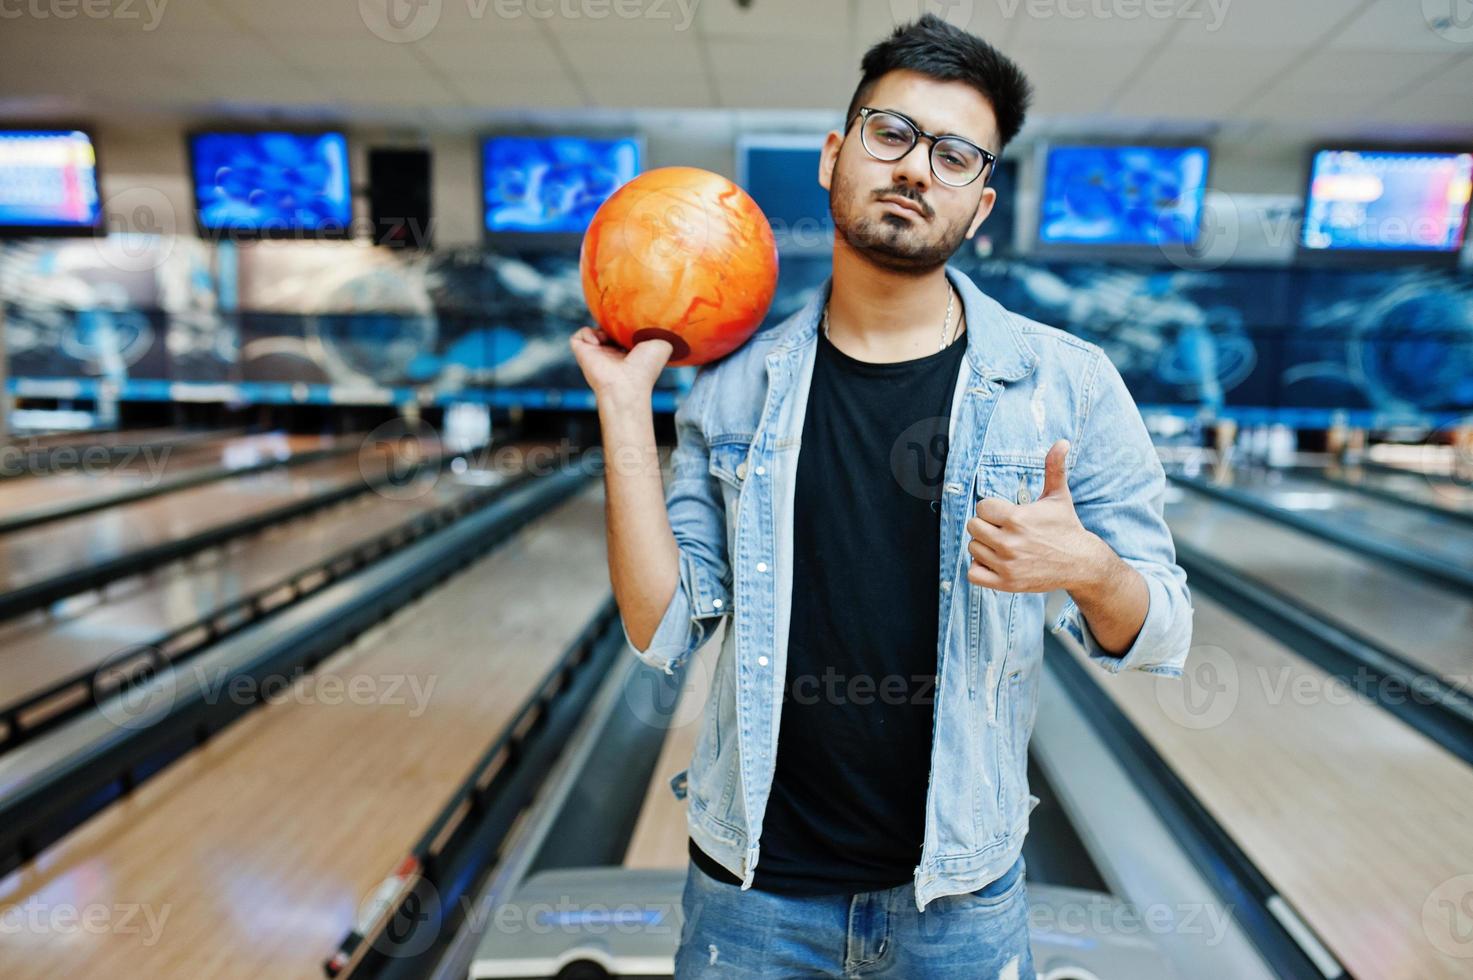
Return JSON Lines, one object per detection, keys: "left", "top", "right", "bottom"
{"left": 849, "top": 106, "right": 997, "bottom": 188}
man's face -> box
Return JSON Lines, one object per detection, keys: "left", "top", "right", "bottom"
{"left": 821, "top": 69, "right": 1000, "bottom": 274}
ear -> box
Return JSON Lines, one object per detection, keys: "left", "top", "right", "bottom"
{"left": 818, "top": 130, "right": 844, "bottom": 192}
{"left": 966, "top": 185, "right": 997, "bottom": 239}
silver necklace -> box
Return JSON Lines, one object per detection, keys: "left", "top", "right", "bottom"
{"left": 823, "top": 282, "right": 958, "bottom": 352}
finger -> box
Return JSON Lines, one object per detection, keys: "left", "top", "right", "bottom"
{"left": 967, "top": 537, "right": 1005, "bottom": 567}
{"left": 1042, "top": 439, "right": 1071, "bottom": 499}
{"left": 630, "top": 337, "right": 674, "bottom": 369}
{"left": 974, "top": 496, "right": 1017, "bottom": 526}
{"left": 966, "top": 560, "right": 1005, "bottom": 590}
{"left": 965, "top": 516, "right": 1007, "bottom": 551}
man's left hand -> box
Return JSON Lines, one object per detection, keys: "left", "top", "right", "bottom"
{"left": 965, "top": 439, "right": 1109, "bottom": 594}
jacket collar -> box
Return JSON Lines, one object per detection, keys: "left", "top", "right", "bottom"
{"left": 770, "top": 264, "right": 1037, "bottom": 383}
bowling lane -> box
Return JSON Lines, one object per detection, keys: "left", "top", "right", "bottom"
{"left": 0, "top": 480, "right": 611, "bottom": 979}
{"left": 0, "top": 473, "right": 484, "bottom": 720}
{"left": 0, "top": 453, "right": 378, "bottom": 601}
{"left": 0, "top": 432, "right": 348, "bottom": 516}
{"left": 1318, "top": 462, "right": 1473, "bottom": 517}
{"left": 1192, "top": 467, "right": 1473, "bottom": 577}
{"left": 6, "top": 426, "right": 198, "bottom": 450}
{"left": 623, "top": 622, "right": 725, "bottom": 870}
{"left": 1167, "top": 484, "right": 1473, "bottom": 686}
{"left": 1061, "top": 591, "right": 1473, "bottom": 980}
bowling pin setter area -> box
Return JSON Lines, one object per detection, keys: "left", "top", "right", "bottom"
{"left": 3, "top": 6, "right": 1473, "bottom": 980}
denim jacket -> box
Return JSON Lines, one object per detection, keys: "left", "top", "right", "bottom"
{"left": 623, "top": 264, "right": 1193, "bottom": 912}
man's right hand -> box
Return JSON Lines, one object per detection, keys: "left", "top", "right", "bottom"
{"left": 570, "top": 325, "right": 674, "bottom": 406}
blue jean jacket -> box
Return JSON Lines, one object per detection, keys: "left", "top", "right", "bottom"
{"left": 623, "top": 264, "right": 1193, "bottom": 911}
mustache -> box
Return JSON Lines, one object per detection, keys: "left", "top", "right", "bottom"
{"left": 875, "top": 188, "right": 930, "bottom": 217}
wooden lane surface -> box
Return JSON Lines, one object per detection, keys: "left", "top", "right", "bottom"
{"left": 0, "top": 433, "right": 344, "bottom": 515}
{"left": 1168, "top": 489, "right": 1473, "bottom": 687}
{"left": 0, "top": 481, "right": 612, "bottom": 979}
{"left": 1325, "top": 464, "right": 1473, "bottom": 516}
{"left": 0, "top": 454, "right": 372, "bottom": 597}
{"left": 4, "top": 427, "right": 189, "bottom": 450}
{"left": 622, "top": 623, "right": 725, "bottom": 871}
{"left": 1209, "top": 468, "right": 1473, "bottom": 576}
{"left": 0, "top": 477, "right": 480, "bottom": 715}
{"left": 1067, "top": 591, "right": 1473, "bottom": 980}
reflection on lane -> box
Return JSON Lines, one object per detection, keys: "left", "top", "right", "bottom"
{"left": 1065, "top": 589, "right": 1473, "bottom": 980}
{"left": 1166, "top": 484, "right": 1473, "bottom": 686}
{"left": 1193, "top": 467, "right": 1473, "bottom": 575}
{"left": 0, "top": 433, "right": 349, "bottom": 516}
{"left": 0, "top": 455, "right": 376, "bottom": 595}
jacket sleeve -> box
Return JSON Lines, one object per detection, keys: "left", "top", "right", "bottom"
{"left": 1050, "top": 349, "right": 1193, "bottom": 678}
{"left": 621, "top": 366, "right": 733, "bottom": 674}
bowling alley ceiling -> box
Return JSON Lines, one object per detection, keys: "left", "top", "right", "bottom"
{"left": 1, "top": 0, "right": 1470, "bottom": 144}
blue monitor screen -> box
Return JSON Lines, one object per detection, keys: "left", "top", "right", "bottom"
{"left": 1039, "top": 144, "right": 1209, "bottom": 246}
{"left": 740, "top": 141, "right": 831, "bottom": 252}
{"left": 483, "top": 135, "right": 639, "bottom": 234}
{"left": 0, "top": 130, "right": 102, "bottom": 233}
{"left": 1302, "top": 149, "right": 1473, "bottom": 252}
{"left": 190, "top": 131, "right": 352, "bottom": 236}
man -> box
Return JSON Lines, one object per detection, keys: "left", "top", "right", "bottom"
{"left": 571, "top": 13, "right": 1192, "bottom": 978}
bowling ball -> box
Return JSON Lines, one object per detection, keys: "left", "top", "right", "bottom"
{"left": 579, "top": 166, "right": 778, "bottom": 367}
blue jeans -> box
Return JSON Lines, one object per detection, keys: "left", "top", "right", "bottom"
{"left": 675, "top": 854, "right": 1034, "bottom": 979}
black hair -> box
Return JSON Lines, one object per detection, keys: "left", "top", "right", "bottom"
{"left": 845, "top": 13, "right": 1033, "bottom": 153}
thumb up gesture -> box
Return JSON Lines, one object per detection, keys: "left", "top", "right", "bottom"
{"left": 966, "top": 439, "right": 1106, "bottom": 593}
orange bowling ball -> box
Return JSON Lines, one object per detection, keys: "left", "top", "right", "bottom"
{"left": 579, "top": 166, "right": 779, "bottom": 367}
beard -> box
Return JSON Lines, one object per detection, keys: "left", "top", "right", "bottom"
{"left": 828, "top": 157, "right": 973, "bottom": 275}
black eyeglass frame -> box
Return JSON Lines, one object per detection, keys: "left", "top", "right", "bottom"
{"left": 848, "top": 106, "right": 998, "bottom": 188}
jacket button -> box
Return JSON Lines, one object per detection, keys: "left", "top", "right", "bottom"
{"left": 756, "top": 562, "right": 768, "bottom": 573}
{"left": 757, "top": 656, "right": 769, "bottom": 667}
{"left": 736, "top": 461, "right": 748, "bottom": 480}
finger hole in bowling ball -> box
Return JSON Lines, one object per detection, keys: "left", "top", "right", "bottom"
{"left": 631, "top": 328, "right": 691, "bottom": 362}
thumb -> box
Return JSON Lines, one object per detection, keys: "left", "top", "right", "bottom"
{"left": 628, "top": 337, "right": 675, "bottom": 370}
{"left": 1042, "top": 439, "right": 1071, "bottom": 499}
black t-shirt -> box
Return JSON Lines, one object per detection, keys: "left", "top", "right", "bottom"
{"left": 691, "top": 323, "right": 967, "bottom": 893}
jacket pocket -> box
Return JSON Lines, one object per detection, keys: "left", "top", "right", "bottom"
{"left": 708, "top": 440, "right": 751, "bottom": 542}
{"left": 707, "top": 440, "right": 751, "bottom": 490}
{"left": 996, "top": 663, "right": 1039, "bottom": 832}
{"left": 967, "top": 462, "right": 1044, "bottom": 700}
{"left": 972, "top": 456, "right": 1047, "bottom": 505}
{"left": 686, "top": 638, "right": 742, "bottom": 840}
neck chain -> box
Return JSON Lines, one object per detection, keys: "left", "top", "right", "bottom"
{"left": 823, "top": 281, "right": 958, "bottom": 352}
